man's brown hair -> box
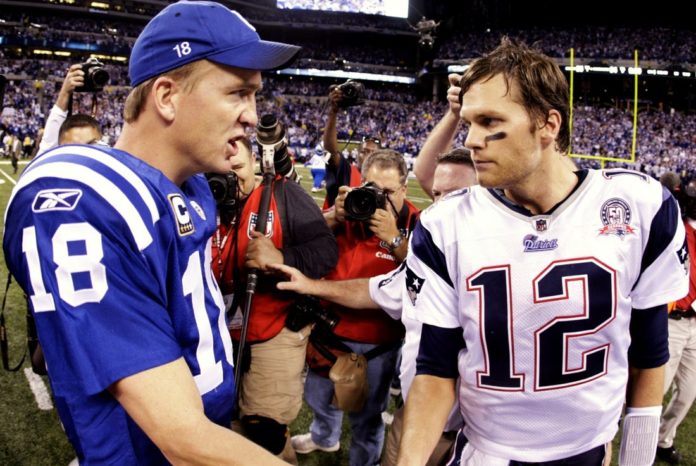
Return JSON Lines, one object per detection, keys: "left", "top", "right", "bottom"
{"left": 459, "top": 37, "right": 570, "bottom": 153}
{"left": 123, "top": 61, "right": 200, "bottom": 123}
{"left": 361, "top": 149, "right": 409, "bottom": 185}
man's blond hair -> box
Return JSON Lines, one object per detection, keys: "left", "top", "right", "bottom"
{"left": 123, "top": 61, "right": 201, "bottom": 123}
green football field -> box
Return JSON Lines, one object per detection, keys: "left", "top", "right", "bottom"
{"left": 0, "top": 161, "right": 694, "bottom": 466}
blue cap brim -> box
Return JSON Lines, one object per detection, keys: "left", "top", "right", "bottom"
{"left": 207, "top": 39, "right": 301, "bottom": 71}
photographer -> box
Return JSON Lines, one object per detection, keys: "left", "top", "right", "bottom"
{"left": 37, "top": 63, "right": 104, "bottom": 154}
{"left": 211, "top": 138, "right": 337, "bottom": 464}
{"left": 291, "top": 149, "right": 419, "bottom": 466}
{"left": 273, "top": 148, "right": 477, "bottom": 466}
{"left": 322, "top": 81, "right": 379, "bottom": 209}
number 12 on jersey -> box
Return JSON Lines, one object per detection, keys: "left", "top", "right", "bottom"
{"left": 467, "top": 259, "right": 616, "bottom": 392}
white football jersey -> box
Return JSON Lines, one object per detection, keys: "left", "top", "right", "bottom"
{"left": 369, "top": 265, "right": 463, "bottom": 431}
{"left": 405, "top": 169, "right": 689, "bottom": 462}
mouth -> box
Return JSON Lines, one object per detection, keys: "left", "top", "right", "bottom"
{"left": 226, "top": 138, "right": 240, "bottom": 158}
{"left": 473, "top": 159, "right": 492, "bottom": 169}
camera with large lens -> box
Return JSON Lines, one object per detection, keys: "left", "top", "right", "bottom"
{"left": 206, "top": 172, "right": 239, "bottom": 216}
{"left": 256, "top": 114, "right": 300, "bottom": 182}
{"left": 285, "top": 296, "right": 340, "bottom": 332}
{"left": 335, "top": 79, "right": 364, "bottom": 108}
{"left": 343, "top": 182, "right": 387, "bottom": 222}
{"left": 75, "top": 58, "right": 110, "bottom": 92}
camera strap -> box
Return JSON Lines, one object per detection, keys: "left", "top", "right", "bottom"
{"left": 273, "top": 178, "right": 289, "bottom": 239}
{"left": 310, "top": 327, "right": 401, "bottom": 363}
{"left": 0, "top": 273, "right": 26, "bottom": 372}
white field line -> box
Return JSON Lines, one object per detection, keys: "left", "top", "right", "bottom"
{"left": 24, "top": 368, "right": 54, "bottom": 410}
{"left": 0, "top": 166, "right": 18, "bottom": 185}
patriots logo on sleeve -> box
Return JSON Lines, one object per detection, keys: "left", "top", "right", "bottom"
{"left": 677, "top": 238, "right": 689, "bottom": 275}
{"left": 405, "top": 265, "right": 425, "bottom": 306}
{"left": 32, "top": 189, "right": 82, "bottom": 212}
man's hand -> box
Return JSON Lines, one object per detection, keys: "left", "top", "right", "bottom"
{"left": 246, "top": 231, "right": 283, "bottom": 271}
{"left": 369, "top": 208, "right": 400, "bottom": 244}
{"left": 56, "top": 64, "right": 85, "bottom": 111}
{"left": 269, "top": 263, "right": 319, "bottom": 295}
{"left": 328, "top": 87, "right": 343, "bottom": 114}
{"left": 446, "top": 73, "right": 462, "bottom": 117}
{"left": 334, "top": 185, "right": 351, "bottom": 223}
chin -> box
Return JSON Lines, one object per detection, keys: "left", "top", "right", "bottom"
{"left": 476, "top": 175, "right": 497, "bottom": 188}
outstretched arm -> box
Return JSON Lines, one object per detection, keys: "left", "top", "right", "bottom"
{"left": 269, "top": 263, "right": 378, "bottom": 310}
{"left": 414, "top": 73, "right": 462, "bottom": 199}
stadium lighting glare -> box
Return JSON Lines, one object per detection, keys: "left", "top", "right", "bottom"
{"left": 54, "top": 51, "right": 71, "bottom": 56}
{"left": 32, "top": 49, "right": 53, "bottom": 55}
{"left": 90, "top": 2, "right": 110, "bottom": 9}
{"left": 90, "top": 53, "right": 127, "bottom": 62}
{"left": 275, "top": 68, "right": 416, "bottom": 84}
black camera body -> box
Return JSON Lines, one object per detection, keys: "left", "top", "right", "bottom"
{"left": 256, "top": 114, "right": 300, "bottom": 182}
{"left": 206, "top": 172, "right": 239, "bottom": 214}
{"left": 335, "top": 80, "right": 364, "bottom": 108}
{"left": 285, "top": 296, "right": 339, "bottom": 332}
{"left": 344, "top": 182, "right": 387, "bottom": 222}
{"left": 75, "top": 58, "right": 110, "bottom": 92}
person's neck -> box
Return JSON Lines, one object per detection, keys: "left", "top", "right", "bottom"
{"left": 115, "top": 122, "right": 187, "bottom": 186}
{"left": 502, "top": 154, "right": 578, "bottom": 215}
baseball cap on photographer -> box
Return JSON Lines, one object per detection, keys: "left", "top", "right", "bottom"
{"left": 129, "top": 0, "right": 301, "bottom": 87}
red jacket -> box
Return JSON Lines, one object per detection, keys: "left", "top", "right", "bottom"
{"left": 674, "top": 219, "right": 696, "bottom": 311}
{"left": 212, "top": 177, "right": 337, "bottom": 342}
{"left": 325, "top": 199, "right": 420, "bottom": 344}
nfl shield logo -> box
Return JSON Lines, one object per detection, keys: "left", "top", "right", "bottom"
{"left": 534, "top": 219, "right": 548, "bottom": 232}
{"left": 248, "top": 212, "right": 274, "bottom": 238}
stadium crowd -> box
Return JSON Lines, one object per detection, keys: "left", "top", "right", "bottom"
{"left": 1, "top": 4, "right": 696, "bottom": 466}
{"left": 2, "top": 63, "right": 695, "bottom": 181}
{"left": 4, "top": 12, "right": 696, "bottom": 67}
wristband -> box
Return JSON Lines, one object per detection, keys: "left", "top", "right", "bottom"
{"left": 619, "top": 405, "right": 661, "bottom": 466}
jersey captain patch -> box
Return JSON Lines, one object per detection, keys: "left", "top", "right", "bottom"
{"left": 169, "top": 193, "right": 194, "bottom": 236}
{"left": 32, "top": 189, "right": 82, "bottom": 212}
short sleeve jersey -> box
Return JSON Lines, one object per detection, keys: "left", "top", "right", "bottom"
{"left": 3, "top": 145, "right": 235, "bottom": 465}
{"left": 369, "top": 264, "right": 463, "bottom": 432}
{"left": 404, "top": 169, "right": 689, "bottom": 462}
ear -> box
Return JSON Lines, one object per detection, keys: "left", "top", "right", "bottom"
{"left": 151, "top": 76, "right": 179, "bottom": 123}
{"left": 538, "top": 109, "right": 562, "bottom": 148}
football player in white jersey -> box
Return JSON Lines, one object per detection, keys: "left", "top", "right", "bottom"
{"left": 3, "top": 1, "right": 301, "bottom": 464}
{"left": 270, "top": 149, "right": 477, "bottom": 466}
{"left": 396, "top": 38, "right": 689, "bottom": 466}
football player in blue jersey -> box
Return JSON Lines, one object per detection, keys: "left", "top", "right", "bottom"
{"left": 3, "top": 1, "right": 300, "bottom": 465}
{"left": 396, "top": 38, "right": 689, "bottom": 466}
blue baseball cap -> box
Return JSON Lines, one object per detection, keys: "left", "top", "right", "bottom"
{"left": 129, "top": 0, "right": 301, "bottom": 87}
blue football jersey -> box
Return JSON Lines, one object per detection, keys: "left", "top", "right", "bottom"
{"left": 3, "top": 145, "right": 235, "bottom": 465}
{"left": 405, "top": 169, "right": 689, "bottom": 462}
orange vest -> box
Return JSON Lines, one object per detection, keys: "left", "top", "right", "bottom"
{"left": 671, "top": 220, "right": 696, "bottom": 312}
{"left": 325, "top": 200, "right": 419, "bottom": 344}
{"left": 212, "top": 177, "right": 294, "bottom": 342}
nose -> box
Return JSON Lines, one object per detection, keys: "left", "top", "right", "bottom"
{"left": 464, "top": 125, "right": 484, "bottom": 151}
{"left": 240, "top": 97, "right": 258, "bottom": 129}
